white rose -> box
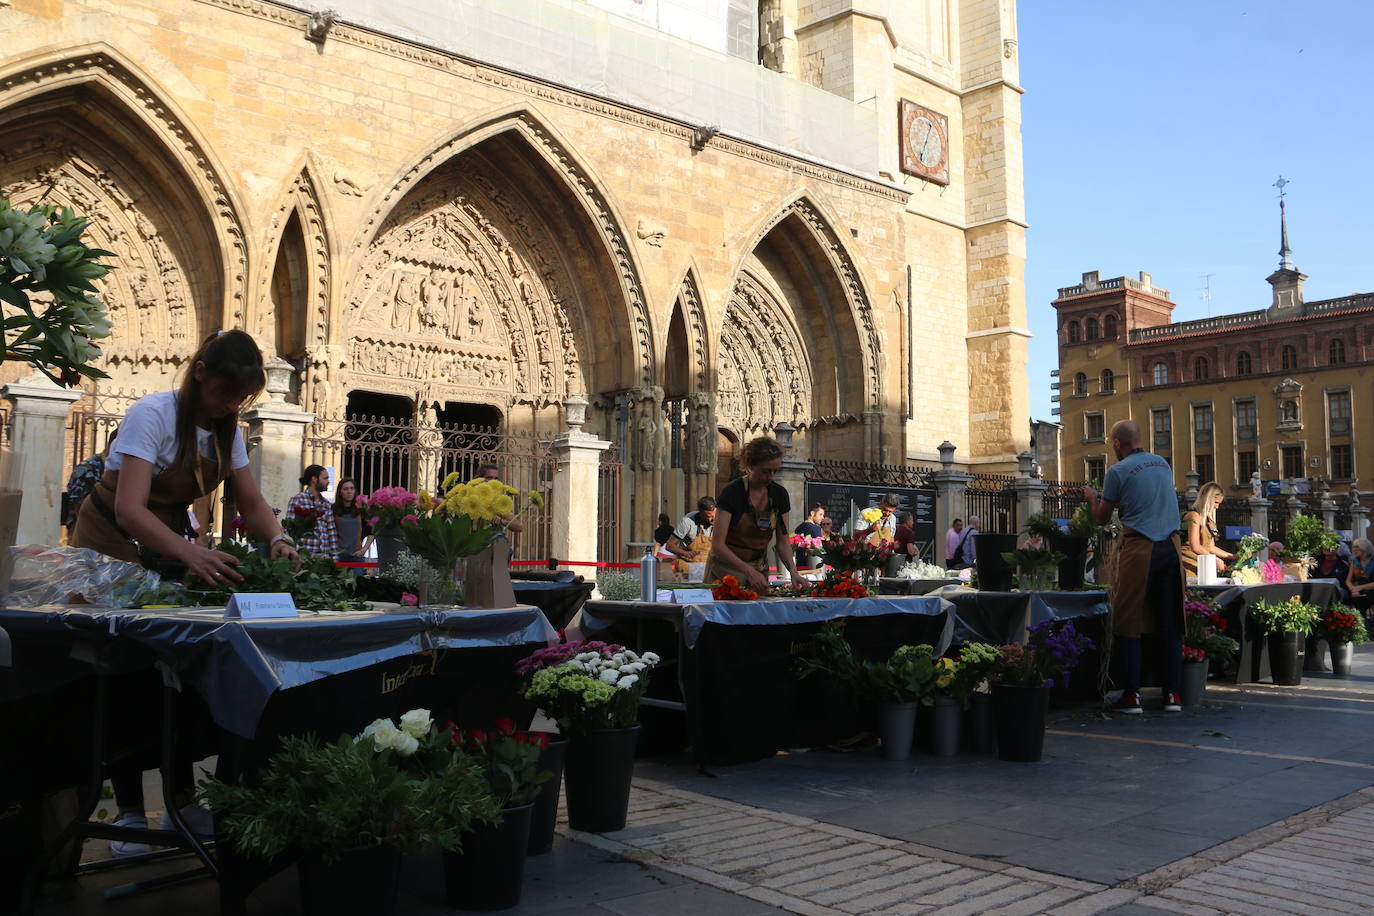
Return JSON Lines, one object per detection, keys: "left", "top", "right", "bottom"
{"left": 399, "top": 708, "right": 433, "bottom": 738}
{"left": 392, "top": 732, "right": 420, "bottom": 757}
{"left": 642, "top": 652, "right": 660, "bottom": 666}
{"left": 617, "top": 674, "right": 640, "bottom": 690}
{"left": 599, "top": 668, "right": 621, "bottom": 684}
{"left": 361, "top": 719, "right": 401, "bottom": 751}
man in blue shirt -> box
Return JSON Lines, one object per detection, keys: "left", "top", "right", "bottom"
{"left": 1083, "top": 420, "right": 1185, "bottom": 714}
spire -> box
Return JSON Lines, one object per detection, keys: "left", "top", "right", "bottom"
{"left": 1278, "top": 198, "right": 1293, "bottom": 270}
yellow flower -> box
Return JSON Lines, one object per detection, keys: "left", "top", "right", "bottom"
{"left": 528, "top": 491, "right": 545, "bottom": 509}
{"left": 493, "top": 494, "right": 515, "bottom": 518}
{"left": 417, "top": 490, "right": 434, "bottom": 512}
{"left": 936, "top": 673, "right": 954, "bottom": 689}
{"left": 860, "top": 507, "right": 882, "bottom": 524}
{"left": 440, "top": 471, "right": 460, "bottom": 492}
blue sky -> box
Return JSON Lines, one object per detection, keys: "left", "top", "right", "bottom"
{"left": 1018, "top": 1, "right": 1374, "bottom": 422}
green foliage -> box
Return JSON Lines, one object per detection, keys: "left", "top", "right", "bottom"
{"left": 1282, "top": 515, "right": 1340, "bottom": 560}
{"left": 402, "top": 512, "right": 497, "bottom": 578}
{"left": 1233, "top": 533, "right": 1270, "bottom": 568}
{"left": 1001, "top": 547, "right": 1066, "bottom": 570}
{"left": 794, "top": 623, "right": 938, "bottom": 704}
{"left": 1021, "top": 512, "right": 1063, "bottom": 540}
{"left": 1067, "top": 502, "right": 1100, "bottom": 537}
{"left": 522, "top": 665, "right": 639, "bottom": 732}
{"left": 181, "top": 540, "right": 361, "bottom": 611}
{"left": 452, "top": 724, "right": 551, "bottom": 808}
{"left": 1251, "top": 597, "right": 1321, "bottom": 635}
{"left": 0, "top": 198, "right": 115, "bottom": 386}
{"left": 597, "top": 569, "right": 642, "bottom": 601}
{"left": 950, "top": 642, "right": 1001, "bottom": 708}
{"left": 199, "top": 733, "right": 468, "bottom": 862}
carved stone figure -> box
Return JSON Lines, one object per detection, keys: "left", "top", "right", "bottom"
{"left": 1251, "top": 470, "right": 1263, "bottom": 499}
{"left": 419, "top": 270, "right": 447, "bottom": 330}
{"left": 687, "top": 393, "right": 715, "bottom": 475}
{"left": 636, "top": 401, "right": 658, "bottom": 471}
{"left": 468, "top": 296, "right": 488, "bottom": 339}
{"left": 511, "top": 332, "right": 529, "bottom": 391}
{"left": 392, "top": 270, "right": 417, "bottom": 333}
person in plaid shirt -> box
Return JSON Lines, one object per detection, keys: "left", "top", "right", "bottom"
{"left": 286, "top": 464, "right": 339, "bottom": 558}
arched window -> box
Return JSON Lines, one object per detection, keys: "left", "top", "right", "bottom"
{"left": 1073, "top": 372, "right": 1087, "bottom": 397}
{"left": 1103, "top": 313, "right": 1118, "bottom": 339}
{"left": 1194, "top": 356, "right": 1209, "bottom": 381}
{"left": 1066, "top": 320, "right": 1081, "bottom": 343}
{"left": 1100, "top": 368, "right": 1115, "bottom": 393}
{"left": 1330, "top": 338, "right": 1347, "bottom": 364}
{"left": 1235, "top": 350, "right": 1252, "bottom": 375}
{"left": 1153, "top": 362, "right": 1169, "bottom": 385}
{"left": 1281, "top": 345, "right": 1298, "bottom": 371}
{"left": 1085, "top": 317, "right": 1100, "bottom": 340}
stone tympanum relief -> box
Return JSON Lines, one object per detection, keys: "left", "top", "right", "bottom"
{"left": 717, "top": 273, "right": 813, "bottom": 434}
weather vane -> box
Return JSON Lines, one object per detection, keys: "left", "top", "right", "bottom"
{"left": 1273, "top": 175, "right": 1289, "bottom": 200}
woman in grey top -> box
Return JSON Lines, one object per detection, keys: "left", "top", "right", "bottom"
{"left": 332, "top": 477, "right": 370, "bottom": 564}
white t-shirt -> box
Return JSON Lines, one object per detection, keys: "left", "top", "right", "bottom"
{"left": 107, "top": 391, "right": 250, "bottom": 475}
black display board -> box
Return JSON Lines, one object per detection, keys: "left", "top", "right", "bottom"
{"left": 805, "top": 483, "right": 937, "bottom": 560}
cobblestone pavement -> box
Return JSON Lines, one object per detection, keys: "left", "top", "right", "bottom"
{"left": 568, "top": 778, "right": 1374, "bottom": 915}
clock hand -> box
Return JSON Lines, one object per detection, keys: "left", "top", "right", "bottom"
{"left": 919, "top": 129, "right": 932, "bottom": 161}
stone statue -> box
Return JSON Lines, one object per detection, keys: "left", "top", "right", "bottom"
{"left": 686, "top": 393, "right": 715, "bottom": 476}
{"left": 419, "top": 270, "right": 447, "bottom": 330}
{"left": 636, "top": 402, "right": 658, "bottom": 471}
{"left": 392, "top": 270, "right": 417, "bottom": 333}
{"left": 1250, "top": 470, "right": 1262, "bottom": 499}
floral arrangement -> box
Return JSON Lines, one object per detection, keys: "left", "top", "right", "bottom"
{"left": 518, "top": 643, "right": 660, "bottom": 733}
{"left": 788, "top": 533, "right": 823, "bottom": 552}
{"left": 1232, "top": 564, "right": 1263, "bottom": 586}
{"left": 1260, "top": 558, "right": 1285, "bottom": 584}
{"left": 444, "top": 718, "right": 550, "bottom": 808}
{"left": 794, "top": 623, "right": 937, "bottom": 704}
{"left": 1318, "top": 604, "right": 1368, "bottom": 645}
{"left": 1251, "top": 596, "right": 1320, "bottom": 635}
{"left": 283, "top": 503, "right": 324, "bottom": 543}
{"left": 712, "top": 575, "right": 760, "bottom": 600}
{"left": 401, "top": 473, "right": 544, "bottom": 576}
{"left": 1233, "top": 533, "right": 1270, "bottom": 568}
{"left": 808, "top": 569, "right": 869, "bottom": 599}
{"left": 896, "top": 558, "right": 947, "bottom": 579}
{"left": 993, "top": 619, "right": 1094, "bottom": 688}
{"left": 515, "top": 639, "right": 623, "bottom": 678}
{"left": 1283, "top": 515, "right": 1340, "bottom": 563}
{"left": 1001, "top": 547, "right": 1066, "bottom": 592}
{"left": 359, "top": 486, "right": 419, "bottom": 530}
{"left": 949, "top": 642, "right": 1002, "bottom": 706}
{"left": 819, "top": 527, "right": 894, "bottom": 575}
{"left": 1184, "top": 592, "right": 1238, "bottom": 665}
{"left": 0, "top": 198, "right": 115, "bottom": 386}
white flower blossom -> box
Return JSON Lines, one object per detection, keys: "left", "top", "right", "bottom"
{"left": 641, "top": 652, "right": 661, "bottom": 666}
{"left": 399, "top": 708, "right": 433, "bottom": 738}
{"left": 616, "top": 674, "right": 640, "bottom": 690}
{"left": 391, "top": 732, "right": 420, "bottom": 757}
{"left": 358, "top": 718, "right": 402, "bottom": 752}
{"left": 599, "top": 668, "right": 621, "bottom": 684}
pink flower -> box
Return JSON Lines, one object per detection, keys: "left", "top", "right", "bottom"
{"left": 401, "top": 514, "right": 419, "bottom": 525}
{"left": 401, "top": 592, "right": 418, "bottom": 606}
{"left": 369, "top": 517, "right": 380, "bottom": 527}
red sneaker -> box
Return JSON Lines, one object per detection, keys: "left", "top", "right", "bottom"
{"left": 1113, "top": 691, "right": 1143, "bottom": 715}
{"left": 1163, "top": 693, "right": 1182, "bottom": 712}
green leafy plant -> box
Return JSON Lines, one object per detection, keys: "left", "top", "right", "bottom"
{"left": 1232, "top": 533, "right": 1270, "bottom": 568}
{"left": 0, "top": 197, "right": 115, "bottom": 386}
{"left": 1067, "top": 502, "right": 1100, "bottom": 537}
{"left": 1251, "top": 597, "right": 1320, "bottom": 635}
{"left": 1282, "top": 515, "right": 1340, "bottom": 561}
{"left": 181, "top": 540, "right": 361, "bottom": 611}
{"left": 794, "top": 623, "right": 938, "bottom": 704}
{"left": 199, "top": 731, "right": 469, "bottom": 862}
{"left": 1021, "top": 512, "right": 1063, "bottom": 540}
{"left": 1002, "top": 547, "right": 1065, "bottom": 591}
{"left": 596, "top": 569, "right": 641, "bottom": 600}
{"left": 447, "top": 719, "right": 551, "bottom": 808}
{"left": 949, "top": 642, "right": 1002, "bottom": 708}
{"left": 1318, "top": 604, "right": 1368, "bottom": 645}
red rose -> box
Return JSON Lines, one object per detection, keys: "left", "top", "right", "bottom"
{"left": 450, "top": 729, "right": 463, "bottom": 747}
{"left": 513, "top": 732, "right": 529, "bottom": 744}
{"left": 469, "top": 728, "right": 487, "bottom": 745}
{"left": 535, "top": 733, "right": 550, "bottom": 749}
{"left": 495, "top": 718, "right": 515, "bottom": 735}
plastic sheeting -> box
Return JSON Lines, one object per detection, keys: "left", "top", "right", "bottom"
{"left": 289, "top": 0, "right": 879, "bottom": 175}
{"left": 0, "top": 605, "right": 557, "bottom": 737}
{"left": 577, "top": 594, "right": 953, "bottom": 650}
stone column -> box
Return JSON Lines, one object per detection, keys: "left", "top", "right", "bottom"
{"left": 1248, "top": 497, "right": 1271, "bottom": 539}
{"left": 1010, "top": 450, "right": 1048, "bottom": 526}
{"left": 931, "top": 441, "right": 971, "bottom": 568}
{"left": 243, "top": 358, "right": 315, "bottom": 516}
{"left": 1349, "top": 487, "right": 1368, "bottom": 541}
{"left": 1184, "top": 469, "right": 1200, "bottom": 504}
{"left": 1318, "top": 480, "right": 1337, "bottom": 530}
{"left": 3, "top": 372, "right": 84, "bottom": 545}
{"left": 550, "top": 395, "right": 611, "bottom": 565}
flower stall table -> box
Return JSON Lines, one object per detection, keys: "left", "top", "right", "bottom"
{"left": 569, "top": 594, "right": 952, "bottom": 766}
{"left": 878, "top": 577, "right": 956, "bottom": 596}
{"left": 511, "top": 579, "right": 596, "bottom": 630}
{"left": 1192, "top": 581, "right": 1342, "bottom": 684}
{"left": 0, "top": 603, "right": 555, "bottom": 913}
{"left": 885, "top": 585, "right": 1109, "bottom": 647}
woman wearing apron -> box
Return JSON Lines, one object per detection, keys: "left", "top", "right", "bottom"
{"left": 1180, "top": 482, "right": 1233, "bottom": 578}
{"left": 70, "top": 329, "right": 300, "bottom": 855}
{"left": 707, "top": 437, "right": 805, "bottom": 594}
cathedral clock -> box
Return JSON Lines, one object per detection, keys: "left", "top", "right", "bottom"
{"left": 899, "top": 100, "right": 950, "bottom": 186}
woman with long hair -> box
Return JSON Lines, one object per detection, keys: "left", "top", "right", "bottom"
{"left": 69, "top": 329, "right": 300, "bottom": 854}
{"left": 332, "top": 476, "right": 372, "bottom": 564}
{"left": 707, "top": 437, "right": 804, "bottom": 593}
{"left": 1180, "top": 481, "right": 1234, "bottom": 578}
{"left": 1346, "top": 538, "right": 1374, "bottom": 616}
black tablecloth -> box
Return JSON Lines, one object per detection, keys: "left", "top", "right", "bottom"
{"left": 574, "top": 596, "right": 952, "bottom": 765}
{"left": 512, "top": 580, "right": 595, "bottom": 630}
{"left": 879, "top": 577, "right": 957, "bottom": 596}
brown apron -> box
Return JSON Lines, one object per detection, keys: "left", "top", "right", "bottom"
{"left": 1178, "top": 511, "right": 1217, "bottom": 578}
{"left": 672, "top": 529, "right": 713, "bottom": 577}
{"left": 70, "top": 450, "right": 225, "bottom": 566}
{"left": 1109, "top": 527, "right": 1186, "bottom": 637}
{"left": 705, "top": 491, "right": 778, "bottom": 583}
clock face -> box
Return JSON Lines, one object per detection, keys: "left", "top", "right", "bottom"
{"left": 899, "top": 100, "right": 949, "bottom": 185}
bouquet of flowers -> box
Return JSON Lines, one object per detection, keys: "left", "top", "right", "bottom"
{"left": 1260, "top": 558, "right": 1285, "bottom": 584}
{"left": 992, "top": 619, "right": 1094, "bottom": 688}
{"left": 283, "top": 503, "right": 324, "bottom": 543}
{"left": 518, "top": 643, "right": 660, "bottom": 733}
{"left": 712, "top": 575, "right": 760, "bottom": 600}
{"left": 443, "top": 718, "right": 550, "bottom": 808}
{"left": 1184, "top": 592, "right": 1237, "bottom": 665}
{"left": 359, "top": 486, "right": 419, "bottom": 530}
{"left": 788, "top": 533, "right": 823, "bottom": 552}
{"left": 808, "top": 569, "right": 869, "bottom": 599}
{"left": 818, "top": 528, "right": 894, "bottom": 576}
{"left": 401, "top": 473, "right": 545, "bottom": 576}
{"left": 1318, "top": 604, "right": 1368, "bottom": 645}
{"left": 896, "top": 558, "right": 947, "bottom": 579}
{"left": 1232, "top": 533, "right": 1270, "bottom": 568}
{"left": 950, "top": 642, "right": 1002, "bottom": 707}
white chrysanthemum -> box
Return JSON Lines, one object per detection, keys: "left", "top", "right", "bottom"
{"left": 641, "top": 652, "right": 661, "bottom": 666}
{"left": 599, "top": 668, "right": 620, "bottom": 685}
{"left": 616, "top": 674, "right": 640, "bottom": 690}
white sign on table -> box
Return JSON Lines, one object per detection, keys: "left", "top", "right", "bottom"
{"left": 225, "top": 593, "right": 299, "bottom": 620}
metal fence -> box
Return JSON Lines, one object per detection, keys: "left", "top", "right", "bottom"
{"left": 965, "top": 473, "right": 1017, "bottom": 534}
{"left": 806, "top": 458, "right": 935, "bottom": 488}
{"left": 305, "top": 414, "right": 558, "bottom": 562}
{"left": 598, "top": 445, "right": 624, "bottom": 564}
{"left": 1041, "top": 479, "right": 1087, "bottom": 522}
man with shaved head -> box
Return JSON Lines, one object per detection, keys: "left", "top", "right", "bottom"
{"left": 1083, "top": 419, "right": 1186, "bottom": 714}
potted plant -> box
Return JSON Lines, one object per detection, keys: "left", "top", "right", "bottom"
{"left": 989, "top": 620, "right": 1094, "bottom": 762}
{"left": 1065, "top": 502, "right": 1101, "bottom": 588}
{"left": 1001, "top": 546, "right": 1066, "bottom": 593}
{"left": 439, "top": 720, "right": 551, "bottom": 911}
{"left": 199, "top": 710, "right": 477, "bottom": 916}
{"left": 923, "top": 655, "right": 962, "bottom": 757}
{"left": 518, "top": 641, "right": 659, "bottom": 832}
{"left": 1318, "top": 604, "right": 1367, "bottom": 676}
{"left": 1280, "top": 515, "right": 1340, "bottom": 582}
{"left": 817, "top": 524, "right": 894, "bottom": 587}
{"left": 1182, "top": 593, "right": 1238, "bottom": 705}
{"left": 950, "top": 642, "right": 1002, "bottom": 754}
{"left": 1251, "top": 597, "right": 1320, "bottom": 686}
{"left": 360, "top": 486, "right": 420, "bottom": 571}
